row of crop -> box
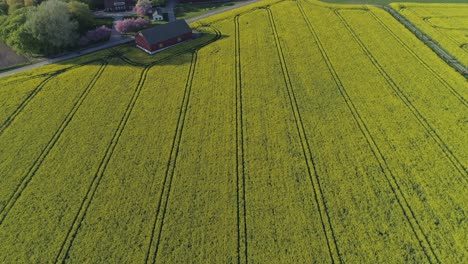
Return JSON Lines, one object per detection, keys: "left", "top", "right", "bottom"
{"left": 0, "top": 62, "right": 107, "bottom": 227}
{"left": 235, "top": 9, "right": 335, "bottom": 263}
{"left": 266, "top": 6, "right": 341, "bottom": 263}
{"left": 273, "top": 1, "right": 429, "bottom": 263}
{"left": 148, "top": 23, "right": 239, "bottom": 262}
{"left": 391, "top": 3, "right": 468, "bottom": 67}
{"left": 367, "top": 8, "right": 467, "bottom": 105}
{"left": 333, "top": 8, "right": 468, "bottom": 263}
{"left": 0, "top": 58, "right": 144, "bottom": 263}
{"left": 0, "top": 63, "right": 103, "bottom": 223}
{"left": 54, "top": 58, "right": 157, "bottom": 262}
{"left": 0, "top": 22, "right": 231, "bottom": 262}
{"left": 234, "top": 15, "right": 248, "bottom": 264}
{"left": 53, "top": 25, "right": 236, "bottom": 263}
{"left": 0, "top": 57, "right": 117, "bottom": 140}
{"left": 37, "top": 55, "right": 194, "bottom": 263}
{"left": 300, "top": 1, "right": 467, "bottom": 262}
{"left": 1, "top": 0, "right": 465, "bottom": 262}
{"left": 339, "top": 8, "right": 467, "bottom": 175}
{"left": 143, "top": 52, "right": 200, "bottom": 264}
{"left": 0, "top": 77, "right": 49, "bottom": 129}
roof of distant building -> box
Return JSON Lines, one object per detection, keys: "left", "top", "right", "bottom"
{"left": 138, "top": 20, "right": 191, "bottom": 44}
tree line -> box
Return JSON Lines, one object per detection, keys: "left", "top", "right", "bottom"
{"left": 0, "top": 0, "right": 108, "bottom": 55}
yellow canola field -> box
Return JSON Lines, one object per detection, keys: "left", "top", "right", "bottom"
{"left": 0, "top": 0, "right": 466, "bottom": 263}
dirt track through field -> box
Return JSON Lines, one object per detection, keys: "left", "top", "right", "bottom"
{"left": 266, "top": 7, "right": 342, "bottom": 263}
{"left": 299, "top": 1, "right": 443, "bottom": 262}
{"left": 0, "top": 61, "right": 107, "bottom": 226}
{"left": 234, "top": 15, "right": 248, "bottom": 264}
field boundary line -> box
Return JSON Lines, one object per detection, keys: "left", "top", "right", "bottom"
{"left": 266, "top": 7, "right": 342, "bottom": 263}
{"left": 367, "top": 9, "right": 467, "bottom": 107}
{"left": 144, "top": 52, "right": 198, "bottom": 264}
{"left": 234, "top": 15, "right": 248, "bottom": 264}
{"left": 298, "top": 1, "right": 438, "bottom": 263}
{"left": 336, "top": 9, "right": 467, "bottom": 179}
{"left": 54, "top": 57, "right": 151, "bottom": 263}
{"left": 0, "top": 60, "right": 108, "bottom": 225}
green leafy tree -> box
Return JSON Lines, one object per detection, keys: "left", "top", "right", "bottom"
{"left": 23, "top": 0, "right": 38, "bottom": 6}
{"left": 8, "top": 2, "right": 23, "bottom": 14}
{"left": 88, "top": 0, "right": 103, "bottom": 10}
{"left": 151, "top": 0, "right": 163, "bottom": 6}
{"left": 25, "top": 0, "right": 78, "bottom": 53}
{"left": 134, "top": 0, "right": 151, "bottom": 16}
{"left": 0, "top": 8, "right": 41, "bottom": 54}
{"left": 68, "top": 0, "right": 93, "bottom": 33}
{"left": 0, "top": 0, "right": 8, "bottom": 15}
{"left": 6, "top": 0, "right": 22, "bottom": 6}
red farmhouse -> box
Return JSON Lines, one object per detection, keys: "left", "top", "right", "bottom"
{"left": 104, "top": 0, "right": 134, "bottom": 11}
{"left": 135, "top": 20, "right": 193, "bottom": 54}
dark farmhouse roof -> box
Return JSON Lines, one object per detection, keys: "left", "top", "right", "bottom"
{"left": 139, "top": 20, "right": 191, "bottom": 45}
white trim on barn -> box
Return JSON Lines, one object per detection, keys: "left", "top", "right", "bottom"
{"left": 136, "top": 44, "right": 158, "bottom": 55}
{"left": 136, "top": 40, "right": 187, "bottom": 55}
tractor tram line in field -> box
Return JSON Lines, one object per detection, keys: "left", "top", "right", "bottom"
{"left": 406, "top": 8, "right": 467, "bottom": 53}
{"left": 144, "top": 52, "right": 198, "bottom": 264}
{"left": 0, "top": 66, "right": 76, "bottom": 88}
{"left": 234, "top": 15, "right": 248, "bottom": 264}
{"left": 367, "top": 11, "right": 468, "bottom": 107}
{"left": 266, "top": 6, "right": 342, "bottom": 263}
{"left": 0, "top": 57, "right": 111, "bottom": 87}
{"left": 44, "top": 27, "right": 223, "bottom": 263}
{"left": 55, "top": 58, "right": 150, "bottom": 263}
{"left": 41, "top": 26, "right": 223, "bottom": 263}
{"left": 422, "top": 16, "right": 468, "bottom": 31}
{"left": 0, "top": 58, "right": 112, "bottom": 137}
{"left": 0, "top": 61, "right": 108, "bottom": 226}
{"left": 0, "top": 75, "right": 57, "bottom": 136}
{"left": 0, "top": 73, "right": 52, "bottom": 88}
{"left": 297, "top": 2, "right": 439, "bottom": 263}
{"left": 0, "top": 0, "right": 467, "bottom": 261}
{"left": 335, "top": 10, "right": 467, "bottom": 179}
{"left": 145, "top": 27, "right": 222, "bottom": 264}
{"left": 54, "top": 58, "right": 151, "bottom": 263}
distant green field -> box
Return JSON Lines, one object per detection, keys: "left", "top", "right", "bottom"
{"left": 0, "top": 0, "right": 467, "bottom": 263}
